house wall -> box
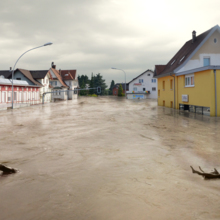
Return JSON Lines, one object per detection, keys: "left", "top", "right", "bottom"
{"left": 13, "top": 71, "right": 35, "bottom": 85}
{"left": 177, "top": 70, "right": 212, "bottom": 109}
{"left": 158, "top": 69, "right": 220, "bottom": 116}
{"left": 127, "top": 71, "right": 157, "bottom": 99}
{"left": 51, "top": 89, "right": 68, "bottom": 100}
{"left": 0, "top": 85, "right": 40, "bottom": 104}
{"left": 64, "top": 80, "right": 78, "bottom": 100}
{"left": 157, "top": 76, "right": 175, "bottom": 108}
{"left": 113, "top": 86, "right": 126, "bottom": 96}
{"left": 177, "top": 30, "right": 220, "bottom": 73}
{"left": 37, "top": 74, "right": 51, "bottom": 103}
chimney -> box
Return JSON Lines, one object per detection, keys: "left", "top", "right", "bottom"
{"left": 9, "top": 67, "right": 12, "bottom": 72}
{"left": 51, "top": 62, "right": 56, "bottom": 69}
{"left": 59, "top": 69, "right": 61, "bottom": 75}
{"left": 192, "top": 30, "right": 196, "bottom": 43}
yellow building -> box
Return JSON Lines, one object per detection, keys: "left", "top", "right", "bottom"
{"left": 154, "top": 25, "right": 220, "bottom": 116}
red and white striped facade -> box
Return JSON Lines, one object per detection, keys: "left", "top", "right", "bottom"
{"left": 0, "top": 79, "right": 41, "bottom": 105}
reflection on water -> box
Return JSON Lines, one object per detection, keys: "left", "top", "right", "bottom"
{"left": 0, "top": 97, "right": 220, "bottom": 220}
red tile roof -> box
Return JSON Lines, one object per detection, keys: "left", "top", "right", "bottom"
{"left": 50, "top": 68, "right": 68, "bottom": 88}
{"left": 61, "top": 70, "right": 77, "bottom": 80}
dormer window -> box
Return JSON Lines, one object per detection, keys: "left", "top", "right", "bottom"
{"left": 179, "top": 56, "right": 185, "bottom": 63}
{"left": 203, "top": 58, "right": 210, "bottom": 66}
{"left": 171, "top": 60, "right": 176, "bottom": 65}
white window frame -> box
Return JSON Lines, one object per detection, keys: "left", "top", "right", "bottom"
{"left": 185, "top": 74, "right": 194, "bottom": 87}
{"left": 139, "top": 79, "right": 143, "bottom": 83}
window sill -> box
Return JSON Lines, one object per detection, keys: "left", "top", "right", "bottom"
{"left": 185, "top": 85, "right": 194, "bottom": 88}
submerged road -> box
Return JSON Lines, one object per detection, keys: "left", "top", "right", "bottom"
{"left": 0, "top": 97, "right": 220, "bottom": 220}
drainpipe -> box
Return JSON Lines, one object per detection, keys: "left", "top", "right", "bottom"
{"left": 170, "top": 74, "right": 175, "bottom": 109}
{"left": 214, "top": 69, "right": 217, "bottom": 117}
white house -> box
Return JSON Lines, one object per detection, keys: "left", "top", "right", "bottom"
{"left": 61, "top": 70, "right": 78, "bottom": 100}
{"left": 49, "top": 62, "right": 78, "bottom": 101}
{"left": 30, "top": 70, "right": 52, "bottom": 103}
{"left": 126, "top": 69, "right": 157, "bottom": 99}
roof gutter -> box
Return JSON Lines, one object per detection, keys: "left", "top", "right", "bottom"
{"left": 154, "top": 72, "right": 173, "bottom": 78}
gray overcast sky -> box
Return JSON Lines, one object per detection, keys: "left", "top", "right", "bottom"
{"left": 0, "top": 0, "right": 219, "bottom": 87}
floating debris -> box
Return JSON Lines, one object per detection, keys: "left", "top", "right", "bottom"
{"left": 0, "top": 164, "right": 18, "bottom": 175}
{"left": 190, "top": 166, "right": 220, "bottom": 179}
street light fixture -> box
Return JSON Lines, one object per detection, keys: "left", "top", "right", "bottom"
{"left": 111, "top": 67, "right": 127, "bottom": 99}
{"left": 11, "top": 42, "right": 53, "bottom": 109}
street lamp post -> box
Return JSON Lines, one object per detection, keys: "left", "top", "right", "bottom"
{"left": 11, "top": 42, "right": 52, "bottom": 109}
{"left": 111, "top": 67, "right": 127, "bottom": 99}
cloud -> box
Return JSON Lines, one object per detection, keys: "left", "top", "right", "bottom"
{"left": 0, "top": 0, "right": 220, "bottom": 85}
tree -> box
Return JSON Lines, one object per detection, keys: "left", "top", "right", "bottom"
{"left": 79, "top": 79, "right": 86, "bottom": 96}
{"left": 109, "top": 80, "right": 115, "bottom": 95}
{"left": 93, "top": 73, "right": 107, "bottom": 95}
{"left": 89, "top": 73, "right": 95, "bottom": 95}
{"left": 118, "top": 84, "right": 123, "bottom": 96}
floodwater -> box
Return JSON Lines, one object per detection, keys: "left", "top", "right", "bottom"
{"left": 0, "top": 97, "right": 220, "bottom": 220}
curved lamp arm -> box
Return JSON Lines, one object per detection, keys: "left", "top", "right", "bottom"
{"left": 11, "top": 42, "right": 52, "bottom": 109}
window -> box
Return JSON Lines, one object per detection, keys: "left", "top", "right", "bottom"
{"left": 143, "top": 88, "right": 145, "bottom": 91}
{"left": 16, "top": 78, "right": 21, "bottom": 80}
{"left": 185, "top": 74, "right": 194, "bottom": 87}
{"left": 170, "top": 79, "right": 173, "bottom": 90}
{"left": 8, "top": 92, "right": 11, "bottom": 102}
{"left": 147, "top": 74, "right": 151, "bottom": 76}
{"left": 59, "top": 90, "right": 61, "bottom": 95}
{"left": 152, "top": 87, "right": 156, "bottom": 91}
{"left": 170, "top": 101, "right": 173, "bottom": 108}
{"left": 151, "top": 79, "right": 156, "bottom": 83}
{"left": 214, "top": 38, "right": 217, "bottom": 43}
{"left": 163, "top": 81, "right": 165, "bottom": 90}
{"left": 133, "top": 87, "right": 137, "bottom": 91}
{"left": 179, "top": 56, "right": 185, "bottom": 63}
{"left": 203, "top": 58, "right": 210, "bottom": 66}
{"left": 171, "top": 60, "right": 176, "bottom": 65}
{"left": 55, "top": 81, "right": 57, "bottom": 86}
{"left": 14, "top": 92, "right": 17, "bottom": 101}
{"left": 139, "top": 79, "right": 143, "bottom": 83}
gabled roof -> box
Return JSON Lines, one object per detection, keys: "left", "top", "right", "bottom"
{"left": 0, "top": 69, "right": 43, "bottom": 87}
{"left": 154, "top": 25, "right": 220, "bottom": 77}
{"left": 0, "top": 71, "right": 12, "bottom": 78}
{"left": 113, "top": 83, "right": 128, "bottom": 90}
{"left": 61, "top": 70, "right": 77, "bottom": 80}
{"left": 128, "top": 69, "right": 154, "bottom": 84}
{"left": 18, "top": 69, "right": 43, "bottom": 87}
{"left": 30, "top": 70, "right": 48, "bottom": 79}
{"left": 50, "top": 68, "right": 68, "bottom": 88}
{"left": 154, "top": 65, "right": 166, "bottom": 76}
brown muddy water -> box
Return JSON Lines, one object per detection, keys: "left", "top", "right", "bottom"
{"left": 0, "top": 97, "right": 220, "bottom": 220}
